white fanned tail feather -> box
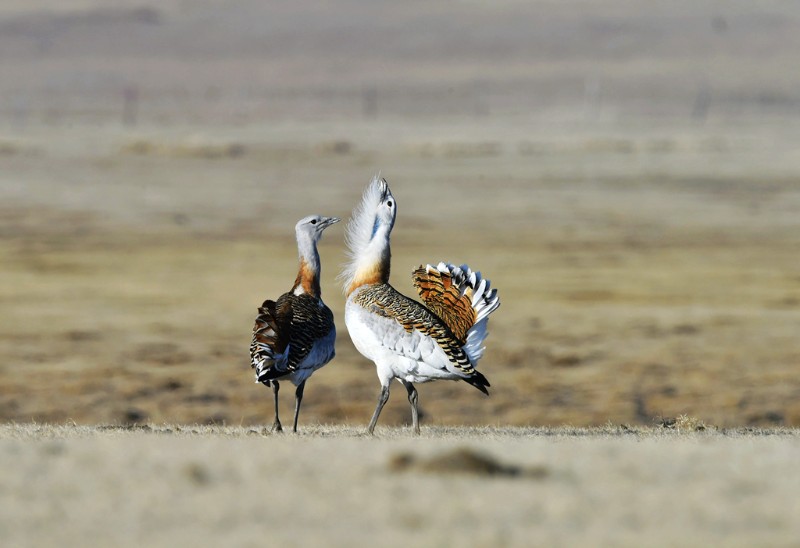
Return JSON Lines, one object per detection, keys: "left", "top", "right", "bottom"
{"left": 427, "top": 262, "right": 500, "bottom": 365}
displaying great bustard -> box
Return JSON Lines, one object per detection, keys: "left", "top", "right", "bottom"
{"left": 341, "top": 177, "right": 500, "bottom": 434}
{"left": 250, "top": 215, "right": 339, "bottom": 432}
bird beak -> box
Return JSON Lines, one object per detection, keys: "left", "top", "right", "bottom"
{"left": 322, "top": 216, "right": 340, "bottom": 228}
{"left": 379, "top": 178, "right": 390, "bottom": 201}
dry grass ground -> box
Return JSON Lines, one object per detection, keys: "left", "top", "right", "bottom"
{"left": 2, "top": 2, "right": 800, "bottom": 545}
{"left": 1, "top": 424, "right": 799, "bottom": 547}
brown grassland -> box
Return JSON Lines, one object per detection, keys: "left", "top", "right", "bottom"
{"left": 3, "top": 119, "right": 799, "bottom": 429}
{"left": 1, "top": 0, "right": 800, "bottom": 545}
{"left": 1, "top": 0, "right": 799, "bottom": 430}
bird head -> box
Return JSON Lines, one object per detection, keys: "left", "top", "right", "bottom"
{"left": 371, "top": 177, "right": 396, "bottom": 237}
{"left": 296, "top": 215, "right": 340, "bottom": 242}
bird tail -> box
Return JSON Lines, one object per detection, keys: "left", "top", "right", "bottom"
{"left": 412, "top": 262, "right": 500, "bottom": 365}
{"left": 250, "top": 300, "right": 284, "bottom": 384}
{"left": 463, "top": 370, "right": 491, "bottom": 395}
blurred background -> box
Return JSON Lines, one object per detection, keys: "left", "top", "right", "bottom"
{"left": 1, "top": 0, "right": 799, "bottom": 427}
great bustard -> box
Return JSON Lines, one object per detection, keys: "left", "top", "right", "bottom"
{"left": 250, "top": 215, "right": 339, "bottom": 432}
{"left": 341, "top": 177, "right": 500, "bottom": 434}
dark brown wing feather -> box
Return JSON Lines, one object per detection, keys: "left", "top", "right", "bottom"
{"left": 250, "top": 292, "right": 334, "bottom": 381}
{"left": 283, "top": 293, "right": 335, "bottom": 371}
{"left": 250, "top": 297, "right": 292, "bottom": 371}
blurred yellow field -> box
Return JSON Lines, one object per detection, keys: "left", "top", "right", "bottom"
{"left": 1, "top": 1, "right": 799, "bottom": 431}
{"left": 3, "top": 2, "right": 800, "bottom": 546}
{"left": 2, "top": 118, "right": 799, "bottom": 430}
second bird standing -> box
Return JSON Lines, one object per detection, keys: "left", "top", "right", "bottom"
{"left": 250, "top": 215, "right": 339, "bottom": 433}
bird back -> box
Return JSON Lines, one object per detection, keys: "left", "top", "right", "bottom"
{"left": 250, "top": 293, "right": 335, "bottom": 383}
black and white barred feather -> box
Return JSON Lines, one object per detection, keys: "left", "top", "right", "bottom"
{"left": 250, "top": 293, "right": 335, "bottom": 384}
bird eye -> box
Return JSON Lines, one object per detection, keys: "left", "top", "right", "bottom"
{"left": 310, "top": 219, "right": 318, "bottom": 225}
{"left": 387, "top": 200, "right": 393, "bottom": 208}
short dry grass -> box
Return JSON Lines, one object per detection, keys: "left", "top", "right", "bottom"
{"left": 1, "top": 424, "right": 799, "bottom": 547}
{"left": 3, "top": 2, "right": 800, "bottom": 544}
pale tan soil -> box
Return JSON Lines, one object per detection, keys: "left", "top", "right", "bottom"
{"left": 1, "top": 424, "right": 799, "bottom": 547}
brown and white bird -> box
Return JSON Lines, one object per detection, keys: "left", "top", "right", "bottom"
{"left": 250, "top": 215, "right": 339, "bottom": 432}
{"left": 341, "top": 176, "right": 500, "bottom": 434}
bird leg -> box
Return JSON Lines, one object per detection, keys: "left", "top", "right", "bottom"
{"left": 401, "top": 380, "right": 420, "bottom": 435}
{"left": 367, "top": 384, "right": 391, "bottom": 435}
{"left": 271, "top": 380, "right": 283, "bottom": 432}
{"left": 292, "top": 380, "right": 306, "bottom": 433}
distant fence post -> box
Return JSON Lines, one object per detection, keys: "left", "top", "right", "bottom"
{"left": 362, "top": 85, "right": 378, "bottom": 119}
{"left": 123, "top": 84, "right": 139, "bottom": 127}
{"left": 692, "top": 86, "right": 711, "bottom": 122}
{"left": 11, "top": 93, "right": 29, "bottom": 131}
{"left": 583, "top": 77, "right": 602, "bottom": 119}
{"left": 472, "top": 81, "right": 489, "bottom": 117}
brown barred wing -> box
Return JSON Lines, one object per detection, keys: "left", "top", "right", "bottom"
{"left": 354, "top": 284, "right": 477, "bottom": 376}
{"left": 412, "top": 265, "right": 477, "bottom": 346}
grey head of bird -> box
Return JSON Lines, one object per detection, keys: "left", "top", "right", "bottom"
{"left": 371, "top": 177, "right": 396, "bottom": 237}
{"left": 295, "top": 214, "right": 340, "bottom": 242}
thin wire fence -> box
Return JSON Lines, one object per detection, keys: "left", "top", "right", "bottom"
{"left": 2, "top": 81, "right": 799, "bottom": 128}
